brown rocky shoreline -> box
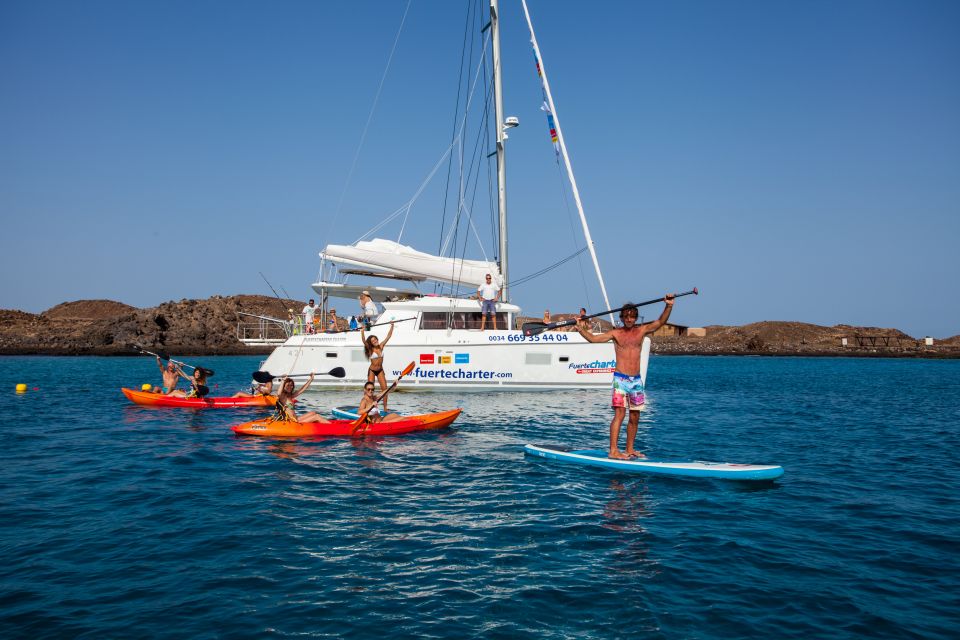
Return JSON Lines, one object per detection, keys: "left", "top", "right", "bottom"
{"left": 1, "top": 296, "right": 957, "bottom": 358}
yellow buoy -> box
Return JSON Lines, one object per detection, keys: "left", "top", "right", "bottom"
{"left": 15, "top": 383, "right": 27, "bottom": 393}
{"left": 141, "top": 383, "right": 153, "bottom": 391}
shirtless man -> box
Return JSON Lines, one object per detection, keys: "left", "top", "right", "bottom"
{"left": 576, "top": 294, "right": 676, "bottom": 459}
{"left": 153, "top": 357, "right": 181, "bottom": 395}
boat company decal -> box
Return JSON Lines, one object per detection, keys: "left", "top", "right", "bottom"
{"left": 488, "top": 333, "right": 570, "bottom": 342}
{"left": 419, "top": 354, "right": 435, "bottom": 364}
{"left": 394, "top": 367, "right": 513, "bottom": 380}
{"left": 455, "top": 353, "right": 470, "bottom": 364}
{"left": 569, "top": 359, "right": 616, "bottom": 374}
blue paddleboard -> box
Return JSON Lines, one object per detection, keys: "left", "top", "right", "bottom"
{"left": 331, "top": 405, "right": 405, "bottom": 420}
{"left": 331, "top": 405, "right": 360, "bottom": 420}
{"left": 524, "top": 444, "right": 783, "bottom": 481}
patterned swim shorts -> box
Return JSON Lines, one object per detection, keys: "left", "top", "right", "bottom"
{"left": 612, "top": 371, "right": 645, "bottom": 409}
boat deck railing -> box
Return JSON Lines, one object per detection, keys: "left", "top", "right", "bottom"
{"left": 236, "top": 312, "right": 292, "bottom": 345}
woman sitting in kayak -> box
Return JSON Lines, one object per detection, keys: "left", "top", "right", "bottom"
{"left": 358, "top": 382, "right": 402, "bottom": 423}
{"left": 169, "top": 367, "right": 209, "bottom": 399}
{"left": 274, "top": 374, "right": 328, "bottom": 423}
{"left": 360, "top": 321, "right": 394, "bottom": 411}
{"left": 232, "top": 379, "right": 274, "bottom": 399}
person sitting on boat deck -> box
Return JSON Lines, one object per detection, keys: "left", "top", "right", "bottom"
{"left": 575, "top": 294, "right": 677, "bottom": 460}
{"left": 349, "top": 315, "right": 359, "bottom": 331}
{"left": 360, "top": 291, "right": 377, "bottom": 329}
{"left": 577, "top": 307, "right": 589, "bottom": 332}
{"left": 169, "top": 367, "right": 210, "bottom": 399}
{"left": 358, "top": 382, "right": 402, "bottom": 423}
{"left": 152, "top": 357, "right": 181, "bottom": 395}
{"left": 232, "top": 379, "right": 274, "bottom": 398}
{"left": 274, "top": 374, "right": 328, "bottom": 423}
{"left": 477, "top": 273, "right": 501, "bottom": 331}
{"left": 326, "top": 309, "right": 339, "bottom": 332}
{"left": 302, "top": 299, "right": 317, "bottom": 334}
{"left": 360, "top": 321, "right": 395, "bottom": 411}
{"left": 543, "top": 309, "right": 551, "bottom": 324}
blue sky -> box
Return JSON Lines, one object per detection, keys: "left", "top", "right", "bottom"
{"left": 2, "top": 0, "right": 957, "bottom": 337}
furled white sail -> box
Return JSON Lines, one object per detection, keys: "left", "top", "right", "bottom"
{"left": 321, "top": 238, "right": 500, "bottom": 288}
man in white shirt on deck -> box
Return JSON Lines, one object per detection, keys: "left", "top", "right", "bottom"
{"left": 302, "top": 299, "right": 317, "bottom": 334}
{"left": 477, "top": 273, "right": 501, "bottom": 331}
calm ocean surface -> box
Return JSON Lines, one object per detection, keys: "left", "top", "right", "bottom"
{"left": 0, "top": 355, "right": 957, "bottom": 639}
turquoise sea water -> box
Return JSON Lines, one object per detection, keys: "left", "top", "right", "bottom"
{"left": 1, "top": 355, "right": 958, "bottom": 639}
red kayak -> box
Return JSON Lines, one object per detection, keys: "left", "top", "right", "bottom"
{"left": 231, "top": 409, "right": 462, "bottom": 437}
{"left": 122, "top": 388, "right": 278, "bottom": 408}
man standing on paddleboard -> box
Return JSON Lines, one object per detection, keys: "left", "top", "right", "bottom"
{"left": 575, "top": 294, "right": 676, "bottom": 460}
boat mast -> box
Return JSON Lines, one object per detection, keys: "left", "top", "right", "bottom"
{"left": 490, "top": 0, "right": 509, "bottom": 302}
{"left": 521, "top": 0, "right": 613, "bottom": 320}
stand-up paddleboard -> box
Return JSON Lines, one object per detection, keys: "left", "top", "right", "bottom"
{"left": 639, "top": 336, "right": 651, "bottom": 386}
{"left": 331, "top": 405, "right": 405, "bottom": 420}
{"left": 524, "top": 444, "right": 783, "bottom": 481}
{"left": 331, "top": 405, "right": 360, "bottom": 420}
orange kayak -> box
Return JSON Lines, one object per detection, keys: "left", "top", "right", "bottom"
{"left": 122, "top": 388, "right": 277, "bottom": 408}
{"left": 231, "top": 409, "right": 462, "bottom": 437}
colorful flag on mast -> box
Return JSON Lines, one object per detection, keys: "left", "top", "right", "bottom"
{"left": 541, "top": 102, "right": 560, "bottom": 155}
{"left": 533, "top": 49, "right": 559, "bottom": 156}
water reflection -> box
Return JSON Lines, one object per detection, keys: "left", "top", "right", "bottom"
{"left": 601, "top": 478, "right": 659, "bottom": 576}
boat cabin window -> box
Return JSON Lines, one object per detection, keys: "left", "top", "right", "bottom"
{"left": 420, "top": 311, "right": 510, "bottom": 330}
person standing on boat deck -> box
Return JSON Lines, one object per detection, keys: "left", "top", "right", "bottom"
{"left": 477, "top": 273, "right": 501, "bottom": 331}
{"left": 360, "top": 321, "right": 395, "bottom": 411}
{"left": 302, "top": 299, "right": 317, "bottom": 334}
{"left": 153, "top": 357, "right": 180, "bottom": 395}
{"left": 576, "top": 294, "right": 676, "bottom": 460}
{"left": 274, "top": 375, "right": 328, "bottom": 423}
{"left": 360, "top": 291, "right": 378, "bottom": 328}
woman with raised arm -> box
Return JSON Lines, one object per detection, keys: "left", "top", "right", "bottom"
{"left": 360, "top": 321, "right": 395, "bottom": 411}
{"left": 273, "top": 374, "right": 328, "bottom": 423}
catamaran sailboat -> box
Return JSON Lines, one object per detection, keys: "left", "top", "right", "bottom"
{"left": 259, "top": 0, "right": 621, "bottom": 391}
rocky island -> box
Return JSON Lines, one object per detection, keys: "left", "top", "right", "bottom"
{"left": 0, "top": 296, "right": 956, "bottom": 358}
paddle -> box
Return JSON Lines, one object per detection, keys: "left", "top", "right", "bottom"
{"left": 522, "top": 288, "right": 699, "bottom": 336}
{"left": 332, "top": 316, "right": 417, "bottom": 333}
{"left": 251, "top": 367, "right": 346, "bottom": 384}
{"left": 133, "top": 345, "right": 215, "bottom": 377}
{"left": 350, "top": 361, "right": 416, "bottom": 434}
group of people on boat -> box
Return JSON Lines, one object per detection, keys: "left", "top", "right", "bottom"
{"left": 289, "top": 292, "right": 380, "bottom": 334}
{"left": 145, "top": 288, "right": 682, "bottom": 459}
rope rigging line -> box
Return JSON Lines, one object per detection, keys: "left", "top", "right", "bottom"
{"left": 326, "top": 0, "right": 412, "bottom": 238}
{"left": 508, "top": 246, "right": 590, "bottom": 290}
{"left": 437, "top": 0, "right": 480, "bottom": 292}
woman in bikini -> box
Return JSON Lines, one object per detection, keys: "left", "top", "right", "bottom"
{"left": 273, "top": 374, "right": 328, "bottom": 423}
{"left": 357, "top": 382, "right": 402, "bottom": 423}
{"left": 360, "top": 321, "right": 394, "bottom": 411}
{"left": 170, "top": 367, "right": 209, "bottom": 398}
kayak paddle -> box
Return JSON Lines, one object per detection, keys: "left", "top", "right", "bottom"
{"left": 522, "top": 288, "right": 699, "bottom": 337}
{"left": 133, "top": 345, "right": 215, "bottom": 377}
{"left": 332, "top": 316, "right": 417, "bottom": 333}
{"left": 350, "top": 361, "right": 416, "bottom": 433}
{"left": 251, "top": 367, "right": 346, "bottom": 383}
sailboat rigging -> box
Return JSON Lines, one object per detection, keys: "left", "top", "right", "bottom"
{"left": 257, "top": 0, "right": 618, "bottom": 391}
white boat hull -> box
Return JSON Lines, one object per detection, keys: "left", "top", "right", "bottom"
{"left": 259, "top": 330, "right": 616, "bottom": 392}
